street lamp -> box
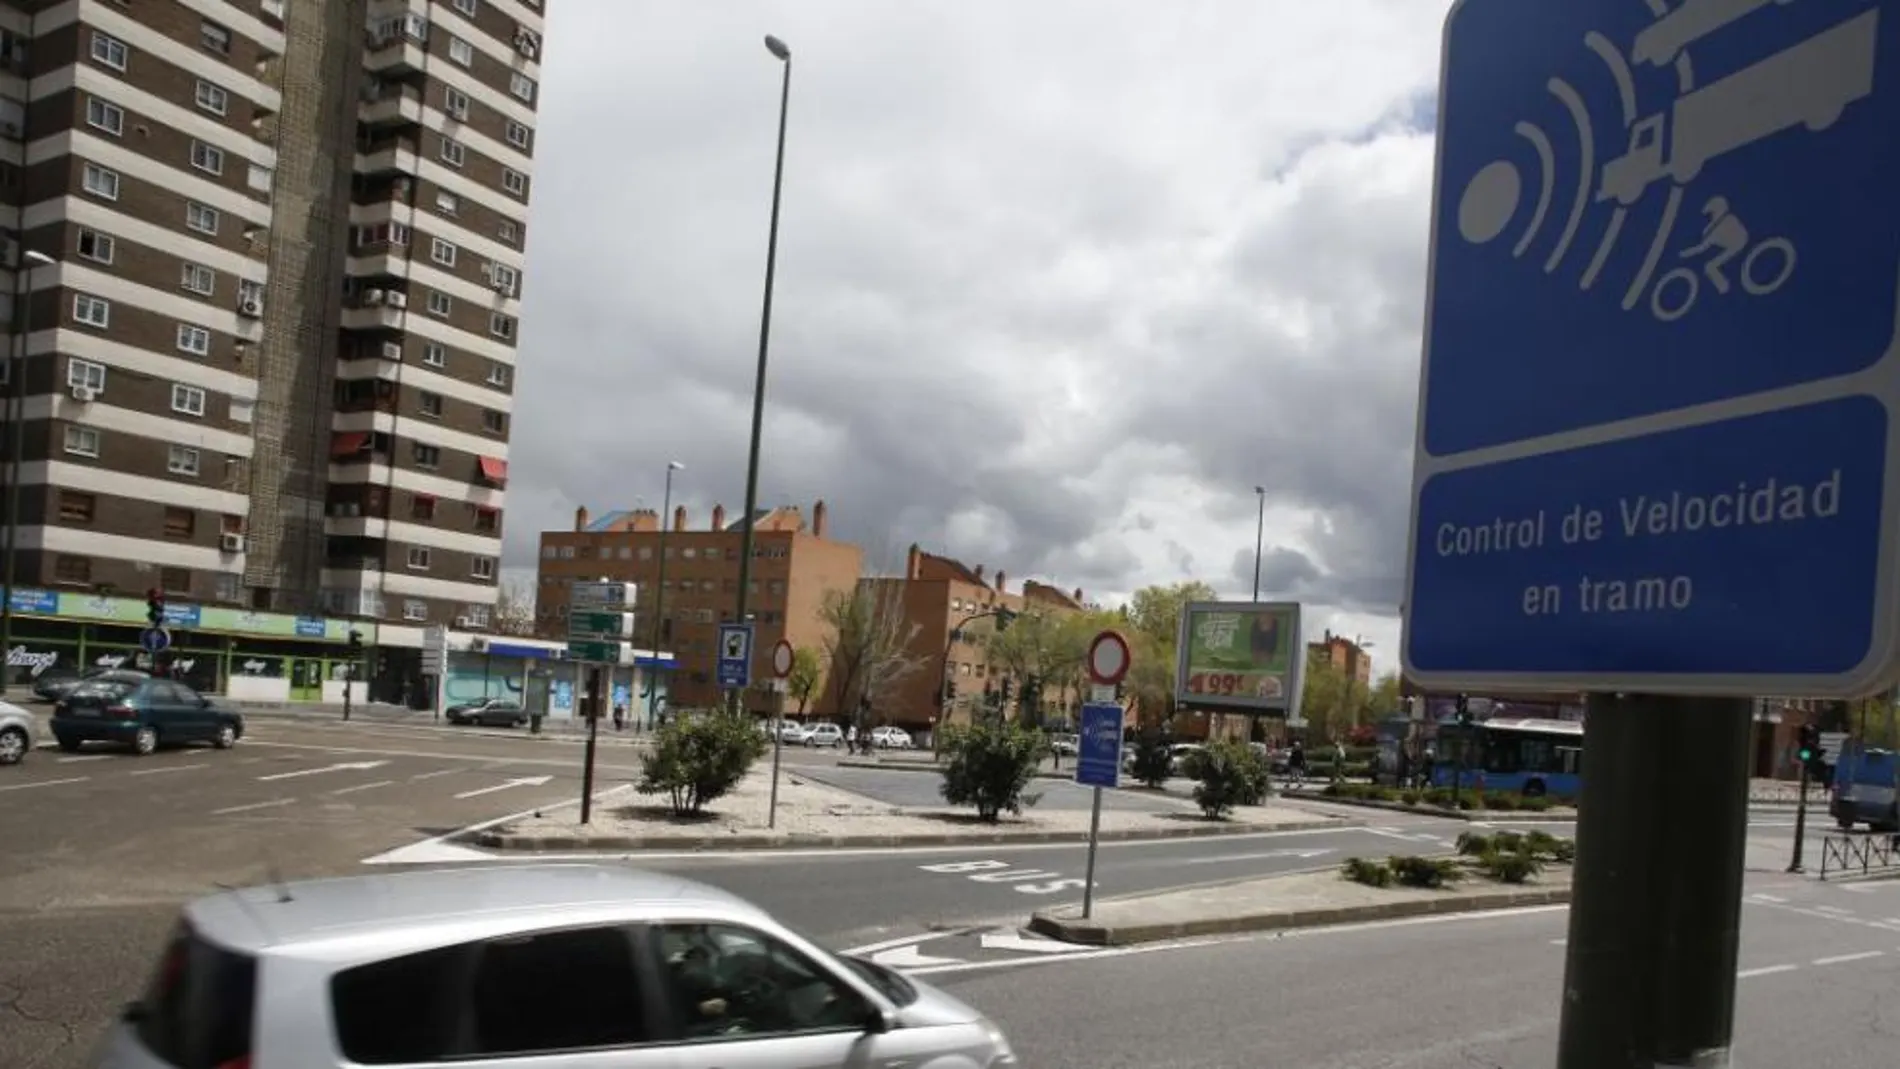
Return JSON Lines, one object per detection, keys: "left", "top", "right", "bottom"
{"left": 1251, "top": 486, "right": 1266, "bottom": 603}
{"left": 645, "top": 460, "right": 683, "bottom": 730}
{"left": 730, "top": 33, "right": 793, "bottom": 716}
{"left": 1, "top": 249, "right": 56, "bottom": 698}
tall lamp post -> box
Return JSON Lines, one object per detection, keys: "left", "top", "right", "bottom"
{"left": 1, "top": 249, "right": 56, "bottom": 698}
{"left": 645, "top": 460, "right": 683, "bottom": 730}
{"left": 1251, "top": 485, "right": 1266, "bottom": 602}
{"left": 730, "top": 33, "right": 793, "bottom": 717}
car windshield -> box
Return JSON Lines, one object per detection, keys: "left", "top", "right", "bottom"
{"left": 835, "top": 953, "right": 918, "bottom": 1007}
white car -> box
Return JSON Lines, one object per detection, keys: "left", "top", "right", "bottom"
{"left": 803, "top": 723, "right": 845, "bottom": 748}
{"left": 870, "top": 726, "right": 913, "bottom": 749}
{"left": 94, "top": 864, "right": 1019, "bottom": 1068}
{"left": 776, "top": 721, "right": 808, "bottom": 745}
{"left": 0, "top": 700, "right": 34, "bottom": 765}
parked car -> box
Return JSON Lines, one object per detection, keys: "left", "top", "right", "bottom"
{"left": 51, "top": 676, "right": 242, "bottom": 756}
{"left": 445, "top": 699, "right": 528, "bottom": 728}
{"left": 93, "top": 863, "right": 1019, "bottom": 1069}
{"left": 777, "top": 721, "right": 808, "bottom": 745}
{"left": 870, "top": 726, "right": 913, "bottom": 749}
{"left": 30, "top": 666, "right": 84, "bottom": 702}
{"left": 1048, "top": 733, "right": 1079, "bottom": 757}
{"left": 0, "top": 699, "right": 35, "bottom": 765}
{"left": 803, "top": 722, "right": 845, "bottom": 748}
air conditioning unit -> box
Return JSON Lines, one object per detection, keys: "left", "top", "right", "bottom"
{"left": 453, "top": 615, "right": 471, "bottom": 629}
{"left": 364, "top": 288, "right": 387, "bottom": 305}
{"left": 379, "top": 341, "right": 402, "bottom": 361}
{"left": 386, "top": 292, "right": 407, "bottom": 309}
{"left": 492, "top": 276, "right": 512, "bottom": 293}
{"left": 220, "top": 532, "right": 246, "bottom": 553}
{"left": 514, "top": 30, "right": 540, "bottom": 57}
{"left": 238, "top": 297, "right": 263, "bottom": 317}
{"left": 70, "top": 385, "right": 97, "bottom": 403}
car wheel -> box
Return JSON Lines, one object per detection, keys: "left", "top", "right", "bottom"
{"left": 132, "top": 726, "right": 159, "bottom": 756}
{"left": 56, "top": 736, "right": 81, "bottom": 753}
{"left": 0, "top": 726, "right": 28, "bottom": 766}
{"left": 212, "top": 723, "right": 237, "bottom": 750}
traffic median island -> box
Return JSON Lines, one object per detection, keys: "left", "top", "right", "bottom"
{"left": 1029, "top": 855, "right": 1573, "bottom": 946}
{"left": 1313, "top": 783, "right": 1578, "bottom": 823}
{"left": 473, "top": 768, "right": 1351, "bottom": 851}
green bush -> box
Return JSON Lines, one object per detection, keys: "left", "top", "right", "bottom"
{"left": 1455, "top": 831, "right": 1495, "bottom": 857}
{"left": 1342, "top": 857, "right": 1393, "bottom": 887}
{"left": 1492, "top": 830, "right": 1526, "bottom": 853}
{"left": 1389, "top": 855, "right": 1464, "bottom": 888}
{"left": 1400, "top": 789, "right": 1422, "bottom": 806}
{"left": 937, "top": 721, "right": 1048, "bottom": 823}
{"left": 1478, "top": 851, "right": 1542, "bottom": 884}
{"left": 1191, "top": 738, "right": 1270, "bottom": 820}
{"left": 637, "top": 712, "right": 769, "bottom": 816}
{"left": 1130, "top": 729, "right": 1173, "bottom": 788}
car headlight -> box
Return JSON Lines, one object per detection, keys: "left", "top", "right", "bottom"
{"left": 980, "top": 1018, "right": 1018, "bottom": 1066}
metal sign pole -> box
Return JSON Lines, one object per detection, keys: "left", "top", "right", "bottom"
{"left": 1082, "top": 784, "right": 1104, "bottom": 919}
{"left": 766, "top": 641, "right": 795, "bottom": 830}
{"left": 580, "top": 664, "right": 601, "bottom": 825}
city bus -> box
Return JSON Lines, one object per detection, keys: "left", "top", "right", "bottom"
{"left": 1430, "top": 717, "right": 1583, "bottom": 798}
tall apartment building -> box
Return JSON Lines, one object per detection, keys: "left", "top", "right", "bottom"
{"left": 537, "top": 501, "right": 863, "bottom": 715}
{"left": 0, "top": 0, "right": 544, "bottom": 633}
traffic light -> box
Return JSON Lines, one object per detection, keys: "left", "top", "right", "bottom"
{"left": 348, "top": 629, "right": 364, "bottom": 654}
{"left": 1796, "top": 723, "right": 1820, "bottom": 763}
{"left": 145, "top": 587, "right": 164, "bottom": 627}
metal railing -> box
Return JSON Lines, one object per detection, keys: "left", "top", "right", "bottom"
{"left": 1819, "top": 831, "right": 1900, "bottom": 880}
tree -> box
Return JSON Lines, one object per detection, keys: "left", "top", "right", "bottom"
{"left": 493, "top": 578, "right": 536, "bottom": 636}
{"left": 786, "top": 646, "right": 824, "bottom": 716}
{"left": 1119, "top": 581, "right": 1217, "bottom": 729}
{"left": 1298, "top": 652, "right": 1352, "bottom": 740}
{"left": 1124, "top": 581, "right": 1217, "bottom": 649}
{"left": 983, "top": 610, "right": 1094, "bottom": 725}
{"left": 1366, "top": 672, "right": 1402, "bottom": 717}
{"left": 819, "top": 581, "right": 930, "bottom": 731}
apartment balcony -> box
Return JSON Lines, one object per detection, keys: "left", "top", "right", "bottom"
{"left": 365, "top": 37, "right": 427, "bottom": 77}
{"left": 360, "top": 83, "right": 423, "bottom": 130}
{"left": 346, "top": 246, "right": 409, "bottom": 281}
{"left": 339, "top": 290, "right": 409, "bottom": 332}
{"left": 356, "top": 134, "right": 420, "bottom": 178}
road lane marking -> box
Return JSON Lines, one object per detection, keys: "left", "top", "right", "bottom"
{"left": 1750, "top": 893, "right": 1788, "bottom": 903}
{"left": 329, "top": 780, "right": 393, "bottom": 796}
{"left": 0, "top": 776, "right": 88, "bottom": 792}
{"left": 258, "top": 760, "right": 388, "bottom": 782}
{"left": 213, "top": 798, "right": 297, "bottom": 815}
{"left": 246, "top": 738, "right": 643, "bottom": 775}
{"left": 1738, "top": 964, "right": 1799, "bottom": 979}
{"left": 454, "top": 775, "right": 554, "bottom": 799}
{"left": 410, "top": 768, "right": 462, "bottom": 781}
{"left": 1814, "top": 950, "right": 1884, "bottom": 966}
{"left": 56, "top": 754, "right": 111, "bottom": 763}
{"left": 360, "top": 783, "right": 636, "bottom": 865}
{"left": 131, "top": 762, "right": 206, "bottom": 776}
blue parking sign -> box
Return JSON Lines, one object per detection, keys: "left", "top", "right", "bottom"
{"left": 1075, "top": 702, "right": 1123, "bottom": 790}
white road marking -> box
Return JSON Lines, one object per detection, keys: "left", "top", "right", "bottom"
{"left": 130, "top": 762, "right": 205, "bottom": 776}
{"left": 1749, "top": 893, "right": 1788, "bottom": 903}
{"left": 359, "top": 784, "right": 635, "bottom": 865}
{"left": 258, "top": 760, "right": 387, "bottom": 782}
{"left": 453, "top": 775, "right": 554, "bottom": 800}
{"left": 213, "top": 798, "right": 297, "bottom": 815}
{"left": 1738, "top": 964, "right": 1799, "bottom": 979}
{"left": 1814, "top": 950, "right": 1883, "bottom": 966}
{"left": 840, "top": 932, "right": 962, "bottom": 957}
{"left": 329, "top": 780, "right": 393, "bottom": 797}
{"left": 409, "top": 768, "right": 462, "bottom": 781}
{"left": 0, "top": 776, "right": 87, "bottom": 792}
{"left": 979, "top": 932, "right": 1090, "bottom": 955}
{"left": 1178, "top": 847, "right": 1334, "bottom": 865}
{"left": 56, "top": 754, "right": 111, "bottom": 763}
{"left": 870, "top": 945, "right": 964, "bottom": 969}
{"left": 1550, "top": 938, "right": 1568, "bottom": 946}
{"left": 247, "top": 738, "right": 640, "bottom": 775}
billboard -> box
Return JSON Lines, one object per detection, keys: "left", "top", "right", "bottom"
{"left": 1174, "top": 601, "right": 1304, "bottom": 714}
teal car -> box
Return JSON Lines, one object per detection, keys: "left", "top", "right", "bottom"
{"left": 51, "top": 674, "right": 245, "bottom": 756}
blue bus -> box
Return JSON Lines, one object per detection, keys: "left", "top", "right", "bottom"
{"left": 1430, "top": 717, "right": 1583, "bottom": 798}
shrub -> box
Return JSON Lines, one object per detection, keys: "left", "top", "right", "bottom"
{"left": 1191, "top": 738, "right": 1270, "bottom": 819}
{"left": 1478, "top": 851, "right": 1542, "bottom": 884}
{"left": 637, "top": 712, "right": 769, "bottom": 816}
{"left": 1492, "top": 830, "right": 1526, "bottom": 853}
{"left": 1519, "top": 795, "right": 1553, "bottom": 812}
{"left": 1482, "top": 791, "right": 1518, "bottom": 811}
{"left": 937, "top": 721, "right": 1048, "bottom": 823}
{"left": 1389, "top": 855, "right": 1463, "bottom": 888}
{"left": 1130, "top": 729, "right": 1173, "bottom": 788}
{"left": 1400, "top": 789, "right": 1422, "bottom": 806}
{"left": 1455, "top": 831, "right": 1495, "bottom": 857}
{"left": 1343, "top": 857, "right": 1392, "bottom": 887}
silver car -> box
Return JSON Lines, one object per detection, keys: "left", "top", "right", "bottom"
{"left": 0, "top": 699, "right": 34, "bottom": 765}
{"left": 95, "top": 863, "right": 1018, "bottom": 1068}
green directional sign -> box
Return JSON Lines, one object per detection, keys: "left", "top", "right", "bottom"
{"left": 566, "top": 639, "right": 625, "bottom": 664}
{"left": 568, "top": 610, "right": 634, "bottom": 639}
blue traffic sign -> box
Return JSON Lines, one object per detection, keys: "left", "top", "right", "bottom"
{"left": 1406, "top": 1, "right": 1900, "bottom": 695}
{"left": 1075, "top": 702, "right": 1123, "bottom": 790}
{"left": 139, "top": 627, "right": 170, "bottom": 654}
{"left": 716, "top": 623, "right": 754, "bottom": 689}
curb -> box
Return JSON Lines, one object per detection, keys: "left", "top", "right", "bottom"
{"left": 471, "top": 816, "right": 1352, "bottom": 852}
{"left": 1027, "top": 883, "right": 1572, "bottom": 946}
{"left": 1308, "top": 794, "right": 1578, "bottom": 824}
{"left": 835, "top": 758, "right": 1078, "bottom": 782}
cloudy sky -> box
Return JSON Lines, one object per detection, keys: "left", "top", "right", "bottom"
{"left": 508, "top": 0, "right": 1453, "bottom": 676}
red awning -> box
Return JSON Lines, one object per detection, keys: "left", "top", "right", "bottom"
{"left": 330, "top": 432, "right": 371, "bottom": 458}
{"left": 478, "top": 456, "right": 508, "bottom": 485}
{"left": 413, "top": 493, "right": 437, "bottom": 504}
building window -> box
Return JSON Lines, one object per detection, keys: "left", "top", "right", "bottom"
{"left": 171, "top": 383, "right": 207, "bottom": 417}
{"left": 510, "top": 73, "right": 537, "bottom": 102}
{"left": 439, "top": 138, "right": 465, "bottom": 168}
{"left": 168, "top": 445, "right": 201, "bottom": 477}
{"left": 452, "top": 0, "right": 478, "bottom": 16}
{"left": 403, "top": 599, "right": 427, "bottom": 621}
{"left": 504, "top": 121, "right": 530, "bottom": 150}
{"left": 407, "top": 546, "right": 431, "bottom": 571}
{"left": 190, "top": 140, "right": 224, "bottom": 175}
{"left": 498, "top": 220, "right": 519, "bottom": 245}
{"left": 486, "top": 362, "right": 511, "bottom": 388}
{"left": 429, "top": 237, "right": 457, "bottom": 267}
{"left": 502, "top": 169, "right": 527, "bottom": 197}
{"left": 180, "top": 262, "right": 217, "bottom": 296}
{"left": 473, "top": 509, "right": 498, "bottom": 534}
{"left": 194, "top": 80, "right": 229, "bottom": 116}
{"left": 412, "top": 443, "right": 440, "bottom": 468}
{"left": 449, "top": 37, "right": 473, "bottom": 66}
{"left": 67, "top": 358, "right": 107, "bottom": 392}
{"left": 58, "top": 491, "right": 96, "bottom": 523}
{"left": 418, "top": 391, "right": 443, "bottom": 418}
{"left": 200, "top": 20, "right": 232, "bottom": 55}
{"left": 427, "top": 291, "right": 452, "bottom": 317}
{"left": 423, "top": 343, "right": 446, "bottom": 367}
{"left": 63, "top": 426, "right": 101, "bottom": 458}
{"left": 186, "top": 202, "right": 220, "bottom": 235}
{"left": 489, "top": 263, "right": 519, "bottom": 296}
{"left": 464, "top": 605, "right": 490, "bottom": 627}
{"left": 489, "top": 313, "right": 516, "bottom": 339}
{"left": 82, "top": 164, "right": 120, "bottom": 200}
{"left": 86, "top": 97, "right": 124, "bottom": 136}
{"left": 90, "top": 32, "right": 129, "bottom": 71}
{"left": 443, "top": 87, "right": 469, "bottom": 120}
{"left": 76, "top": 228, "right": 115, "bottom": 265}
{"left": 481, "top": 409, "right": 506, "bottom": 434}
{"left": 248, "top": 164, "right": 272, "bottom": 193}
{"left": 163, "top": 508, "right": 196, "bottom": 539}
{"left": 176, "top": 324, "right": 212, "bottom": 357}
{"left": 72, "top": 294, "right": 111, "bottom": 329}
{"left": 411, "top": 495, "right": 435, "bottom": 520}
{"left": 434, "top": 190, "right": 458, "bottom": 216}
{"left": 159, "top": 567, "right": 190, "bottom": 594}
{"left": 54, "top": 555, "right": 91, "bottom": 585}
{"left": 472, "top": 556, "right": 496, "bottom": 579}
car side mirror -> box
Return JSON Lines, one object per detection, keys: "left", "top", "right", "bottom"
{"left": 862, "top": 1006, "right": 895, "bottom": 1034}
{"left": 198, "top": 697, "right": 211, "bottom": 707}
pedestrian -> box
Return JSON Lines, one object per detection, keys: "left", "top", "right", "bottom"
{"left": 611, "top": 703, "right": 625, "bottom": 731}
{"left": 1288, "top": 740, "right": 1306, "bottom": 785}
{"left": 1332, "top": 738, "right": 1347, "bottom": 784}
